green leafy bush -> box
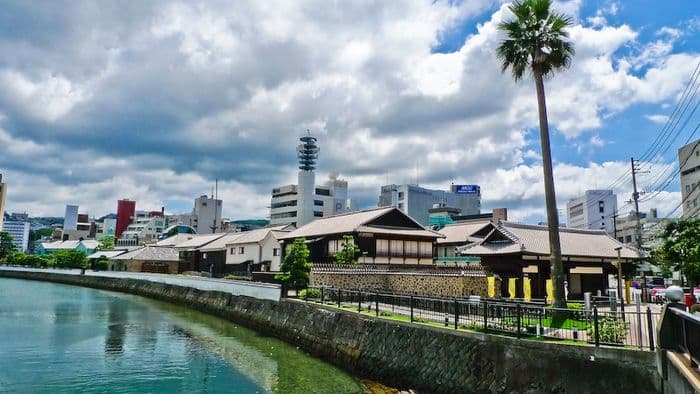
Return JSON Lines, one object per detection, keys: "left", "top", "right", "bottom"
{"left": 587, "top": 317, "right": 628, "bottom": 344}
{"left": 299, "top": 288, "right": 321, "bottom": 300}
{"left": 6, "top": 251, "right": 27, "bottom": 266}
{"left": 94, "top": 257, "right": 110, "bottom": 271}
{"left": 224, "top": 274, "right": 250, "bottom": 280}
{"left": 690, "top": 304, "right": 700, "bottom": 314}
{"left": 53, "top": 250, "right": 88, "bottom": 269}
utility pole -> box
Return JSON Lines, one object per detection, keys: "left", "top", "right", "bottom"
{"left": 210, "top": 179, "right": 219, "bottom": 234}
{"left": 612, "top": 213, "right": 618, "bottom": 241}
{"left": 630, "top": 157, "right": 643, "bottom": 251}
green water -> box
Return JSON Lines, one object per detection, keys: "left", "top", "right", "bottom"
{"left": 0, "top": 278, "right": 362, "bottom": 393}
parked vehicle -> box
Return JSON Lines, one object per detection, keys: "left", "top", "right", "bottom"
{"left": 651, "top": 287, "right": 667, "bottom": 303}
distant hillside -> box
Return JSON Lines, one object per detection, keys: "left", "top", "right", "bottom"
{"left": 29, "top": 217, "right": 64, "bottom": 227}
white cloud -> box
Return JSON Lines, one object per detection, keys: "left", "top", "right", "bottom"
{"left": 645, "top": 114, "right": 670, "bottom": 124}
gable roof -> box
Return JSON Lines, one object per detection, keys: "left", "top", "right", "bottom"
{"left": 156, "top": 233, "right": 197, "bottom": 247}
{"left": 80, "top": 240, "right": 100, "bottom": 249}
{"left": 87, "top": 250, "right": 129, "bottom": 259}
{"left": 111, "top": 245, "right": 180, "bottom": 261}
{"left": 436, "top": 220, "right": 491, "bottom": 244}
{"left": 225, "top": 225, "right": 292, "bottom": 246}
{"left": 459, "top": 222, "right": 646, "bottom": 260}
{"left": 279, "top": 207, "right": 443, "bottom": 240}
{"left": 199, "top": 232, "right": 245, "bottom": 251}
{"left": 173, "top": 233, "right": 227, "bottom": 250}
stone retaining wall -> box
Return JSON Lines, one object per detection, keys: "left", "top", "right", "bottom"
{"left": 310, "top": 271, "right": 501, "bottom": 298}
{"left": 0, "top": 269, "right": 659, "bottom": 394}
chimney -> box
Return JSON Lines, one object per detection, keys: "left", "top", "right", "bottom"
{"left": 492, "top": 208, "right": 508, "bottom": 222}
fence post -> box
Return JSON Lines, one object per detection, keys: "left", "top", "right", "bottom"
{"left": 454, "top": 299, "right": 459, "bottom": 330}
{"left": 358, "top": 291, "right": 362, "bottom": 312}
{"left": 646, "top": 306, "right": 655, "bottom": 351}
{"left": 636, "top": 297, "right": 643, "bottom": 350}
{"left": 593, "top": 305, "right": 600, "bottom": 347}
{"left": 375, "top": 293, "right": 379, "bottom": 317}
{"left": 516, "top": 303, "right": 521, "bottom": 339}
{"left": 483, "top": 300, "right": 488, "bottom": 333}
{"left": 320, "top": 287, "right": 324, "bottom": 305}
{"left": 410, "top": 295, "right": 414, "bottom": 323}
{"left": 338, "top": 289, "right": 341, "bottom": 308}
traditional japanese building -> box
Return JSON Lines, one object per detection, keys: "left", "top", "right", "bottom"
{"left": 457, "top": 221, "right": 646, "bottom": 299}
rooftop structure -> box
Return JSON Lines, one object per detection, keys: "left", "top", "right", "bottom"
{"left": 270, "top": 133, "right": 354, "bottom": 227}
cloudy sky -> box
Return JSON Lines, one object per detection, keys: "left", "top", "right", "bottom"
{"left": 1, "top": 0, "right": 699, "bottom": 223}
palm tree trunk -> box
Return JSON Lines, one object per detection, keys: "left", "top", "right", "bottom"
{"left": 534, "top": 71, "right": 566, "bottom": 308}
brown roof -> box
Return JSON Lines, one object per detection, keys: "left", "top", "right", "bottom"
{"left": 459, "top": 222, "right": 646, "bottom": 260}
{"left": 111, "top": 246, "right": 180, "bottom": 261}
{"left": 279, "top": 207, "right": 442, "bottom": 240}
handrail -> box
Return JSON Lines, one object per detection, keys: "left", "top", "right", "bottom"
{"left": 663, "top": 306, "right": 700, "bottom": 368}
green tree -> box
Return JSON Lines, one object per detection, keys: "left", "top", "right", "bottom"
{"left": 497, "top": 0, "right": 574, "bottom": 308}
{"left": 333, "top": 235, "right": 360, "bottom": 265}
{"left": 275, "top": 238, "right": 311, "bottom": 287}
{"left": 654, "top": 219, "right": 700, "bottom": 288}
{"left": 99, "top": 236, "right": 115, "bottom": 250}
{"left": 0, "top": 231, "right": 17, "bottom": 261}
{"left": 29, "top": 227, "right": 54, "bottom": 242}
{"left": 53, "top": 249, "right": 88, "bottom": 269}
{"left": 6, "top": 251, "right": 27, "bottom": 266}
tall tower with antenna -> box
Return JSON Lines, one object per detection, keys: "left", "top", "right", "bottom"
{"left": 296, "top": 131, "right": 319, "bottom": 226}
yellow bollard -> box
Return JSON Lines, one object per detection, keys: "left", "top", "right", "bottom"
{"left": 546, "top": 279, "right": 553, "bottom": 304}
{"left": 523, "top": 277, "right": 531, "bottom": 301}
{"left": 487, "top": 277, "right": 495, "bottom": 298}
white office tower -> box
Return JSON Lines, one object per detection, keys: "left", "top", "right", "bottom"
{"left": 679, "top": 139, "right": 700, "bottom": 219}
{"left": 566, "top": 190, "right": 617, "bottom": 234}
{"left": 2, "top": 221, "right": 30, "bottom": 251}
{"left": 193, "top": 195, "right": 222, "bottom": 234}
{"left": 270, "top": 133, "right": 354, "bottom": 227}
{"left": 377, "top": 184, "right": 481, "bottom": 225}
{"left": 63, "top": 205, "right": 79, "bottom": 231}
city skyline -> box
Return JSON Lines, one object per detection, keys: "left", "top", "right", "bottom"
{"left": 1, "top": 1, "right": 699, "bottom": 223}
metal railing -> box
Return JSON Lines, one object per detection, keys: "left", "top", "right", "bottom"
{"left": 303, "top": 286, "right": 660, "bottom": 351}
{"left": 662, "top": 306, "right": 700, "bottom": 368}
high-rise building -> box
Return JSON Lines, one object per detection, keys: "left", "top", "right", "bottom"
{"left": 0, "top": 174, "right": 6, "bottom": 231}
{"left": 269, "top": 133, "right": 354, "bottom": 227}
{"left": 192, "top": 195, "right": 222, "bottom": 234}
{"left": 63, "top": 205, "right": 79, "bottom": 231}
{"left": 377, "top": 184, "right": 481, "bottom": 226}
{"left": 2, "top": 220, "right": 30, "bottom": 252}
{"left": 679, "top": 139, "right": 700, "bottom": 219}
{"left": 116, "top": 199, "right": 136, "bottom": 238}
{"left": 566, "top": 190, "right": 617, "bottom": 234}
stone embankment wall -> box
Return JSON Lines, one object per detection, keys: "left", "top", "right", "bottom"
{"left": 0, "top": 269, "right": 659, "bottom": 394}
{"left": 310, "top": 271, "right": 501, "bottom": 298}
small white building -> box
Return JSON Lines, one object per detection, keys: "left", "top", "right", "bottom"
{"left": 120, "top": 216, "right": 166, "bottom": 244}
{"left": 2, "top": 221, "right": 30, "bottom": 252}
{"left": 225, "top": 225, "right": 293, "bottom": 272}
{"left": 679, "top": 138, "right": 700, "bottom": 219}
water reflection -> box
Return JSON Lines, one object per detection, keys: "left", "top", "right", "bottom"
{"left": 105, "top": 300, "right": 127, "bottom": 354}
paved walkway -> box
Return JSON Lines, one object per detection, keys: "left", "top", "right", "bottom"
{"left": 0, "top": 266, "right": 282, "bottom": 301}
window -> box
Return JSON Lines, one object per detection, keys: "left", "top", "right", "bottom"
{"left": 598, "top": 201, "right": 604, "bottom": 213}
{"left": 398, "top": 203, "right": 404, "bottom": 210}
{"left": 314, "top": 200, "right": 324, "bottom": 206}
{"left": 273, "top": 248, "right": 279, "bottom": 256}
{"left": 419, "top": 242, "right": 433, "bottom": 258}
{"left": 270, "top": 200, "right": 297, "bottom": 209}
{"left": 625, "top": 235, "right": 632, "bottom": 243}
{"left": 398, "top": 192, "right": 404, "bottom": 200}
{"left": 239, "top": 247, "right": 245, "bottom": 254}
{"left": 569, "top": 203, "right": 583, "bottom": 217}
{"left": 376, "top": 239, "right": 389, "bottom": 256}
{"left": 314, "top": 211, "right": 323, "bottom": 217}
{"left": 202, "top": 253, "right": 207, "bottom": 259}
{"left": 404, "top": 241, "right": 418, "bottom": 257}
{"left": 230, "top": 248, "right": 235, "bottom": 255}
{"left": 618, "top": 237, "right": 624, "bottom": 242}
{"left": 687, "top": 185, "right": 691, "bottom": 194}
{"left": 390, "top": 240, "right": 403, "bottom": 257}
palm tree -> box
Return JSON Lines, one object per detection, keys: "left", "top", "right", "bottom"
{"left": 497, "top": 0, "right": 574, "bottom": 308}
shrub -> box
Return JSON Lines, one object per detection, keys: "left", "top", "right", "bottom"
{"left": 587, "top": 317, "right": 628, "bottom": 344}
{"left": 299, "top": 288, "right": 321, "bottom": 300}
{"left": 53, "top": 250, "right": 88, "bottom": 269}
{"left": 690, "top": 304, "right": 700, "bottom": 314}
{"left": 6, "top": 252, "right": 27, "bottom": 266}
{"left": 224, "top": 274, "right": 250, "bottom": 280}
{"left": 24, "top": 254, "right": 49, "bottom": 268}
{"left": 94, "top": 257, "right": 110, "bottom": 271}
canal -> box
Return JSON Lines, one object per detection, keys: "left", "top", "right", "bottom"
{"left": 0, "top": 278, "right": 363, "bottom": 393}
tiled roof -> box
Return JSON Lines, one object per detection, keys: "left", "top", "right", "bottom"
{"left": 156, "top": 233, "right": 196, "bottom": 247}
{"left": 225, "top": 225, "right": 292, "bottom": 246}
{"left": 199, "top": 232, "right": 245, "bottom": 251}
{"left": 87, "top": 250, "right": 128, "bottom": 259}
{"left": 436, "top": 221, "right": 491, "bottom": 244}
{"left": 111, "top": 246, "right": 179, "bottom": 261}
{"left": 173, "top": 233, "right": 226, "bottom": 249}
{"left": 460, "top": 222, "right": 646, "bottom": 260}
{"left": 81, "top": 240, "right": 100, "bottom": 249}
{"left": 279, "top": 207, "right": 439, "bottom": 240}
{"left": 355, "top": 225, "right": 444, "bottom": 238}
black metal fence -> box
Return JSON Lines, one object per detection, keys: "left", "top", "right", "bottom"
{"left": 303, "top": 286, "right": 660, "bottom": 351}
{"left": 663, "top": 306, "right": 700, "bottom": 368}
